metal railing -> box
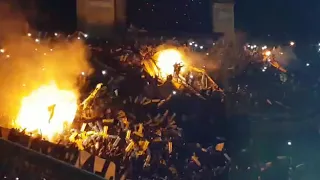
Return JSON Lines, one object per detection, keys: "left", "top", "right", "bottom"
{"left": 0, "top": 138, "right": 105, "bottom": 180}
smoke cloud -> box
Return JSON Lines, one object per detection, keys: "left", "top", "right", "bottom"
{"left": 0, "top": 2, "right": 92, "bottom": 120}
{"left": 272, "top": 46, "right": 297, "bottom": 67}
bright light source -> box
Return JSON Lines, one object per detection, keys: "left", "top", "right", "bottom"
{"left": 35, "top": 39, "right": 40, "bottom": 43}
{"left": 194, "top": 44, "right": 198, "bottom": 47}
{"left": 289, "top": 41, "right": 295, "bottom": 46}
{"left": 156, "top": 49, "right": 185, "bottom": 78}
{"left": 77, "top": 37, "right": 81, "bottom": 40}
{"left": 172, "top": 91, "right": 177, "bottom": 95}
{"left": 200, "top": 46, "right": 203, "bottom": 49}
{"left": 54, "top": 33, "right": 58, "bottom": 36}
{"left": 102, "top": 70, "right": 107, "bottom": 75}
{"left": 287, "top": 141, "right": 292, "bottom": 146}
{"left": 81, "top": 72, "right": 85, "bottom": 76}
{"left": 306, "top": 63, "right": 310, "bottom": 67}
{"left": 84, "top": 34, "right": 88, "bottom": 38}
{"left": 265, "top": 51, "right": 271, "bottom": 56}
{"left": 189, "top": 42, "right": 193, "bottom": 45}
{"left": 27, "top": 33, "right": 32, "bottom": 37}
{"left": 0, "top": 49, "right": 5, "bottom": 53}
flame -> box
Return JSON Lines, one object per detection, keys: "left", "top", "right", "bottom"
{"left": 262, "top": 50, "right": 287, "bottom": 73}
{"left": 156, "top": 49, "right": 186, "bottom": 78}
{"left": 264, "top": 50, "right": 271, "bottom": 56}
{"left": 14, "top": 82, "right": 78, "bottom": 141}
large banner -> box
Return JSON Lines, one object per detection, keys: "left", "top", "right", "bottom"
{"left": 212, "top": 3, "right": 234, "bottom": 36}
{"left": 81, "top": 0, "right": 115, "bottom": 24}
{"left": 0, "top": 127, "right": 121, "bottom": 180}
{"left": 77, "top": 0, "right": 116, "bottom": 37}
{"left": 88, "top": 0, "right": 114, "bottom": 8}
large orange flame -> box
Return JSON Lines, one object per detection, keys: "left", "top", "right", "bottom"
{"left": 156, "top": 49, "right": 186, "bottom": 78}
{"left": 14, "top": 82, "right": 78, "bottom": 141}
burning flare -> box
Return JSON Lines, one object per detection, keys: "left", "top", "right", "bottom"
{"left": 156, "top": 49, "right": 185, "bottom": 78}
{"left": 14, "top": 82, "right": 78, "bottom": 141}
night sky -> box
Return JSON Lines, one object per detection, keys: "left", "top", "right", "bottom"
{"left": 17, "top": 0, "right": 320, "bottom": 42}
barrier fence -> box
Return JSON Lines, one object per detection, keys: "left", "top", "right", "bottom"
{"left": 0, "top": 127, "right": 120, "bottom": 180}
{"left": 0, "top": 138, "right": 105, "bottom": 180}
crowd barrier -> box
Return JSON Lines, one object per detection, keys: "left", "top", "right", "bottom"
{"left": 0, "top": 138, "right": 105, "bottom": 180}
{"left": 0, "top": 127, "right": 122, "bottom": 180}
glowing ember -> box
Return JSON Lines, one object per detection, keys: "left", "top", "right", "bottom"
{"left": 14, "top": 82, "right": 78, "bottom": 141}
{"left": 156, "top": 49, "right": 185, "bottom": 78}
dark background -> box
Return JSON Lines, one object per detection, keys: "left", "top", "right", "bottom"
{"left": 17, "top": 0, "right": 320, "bottom": 43}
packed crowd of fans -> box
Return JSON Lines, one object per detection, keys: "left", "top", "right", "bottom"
{"left": 1, "top": 31, "right": 319, "bottom": 179}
